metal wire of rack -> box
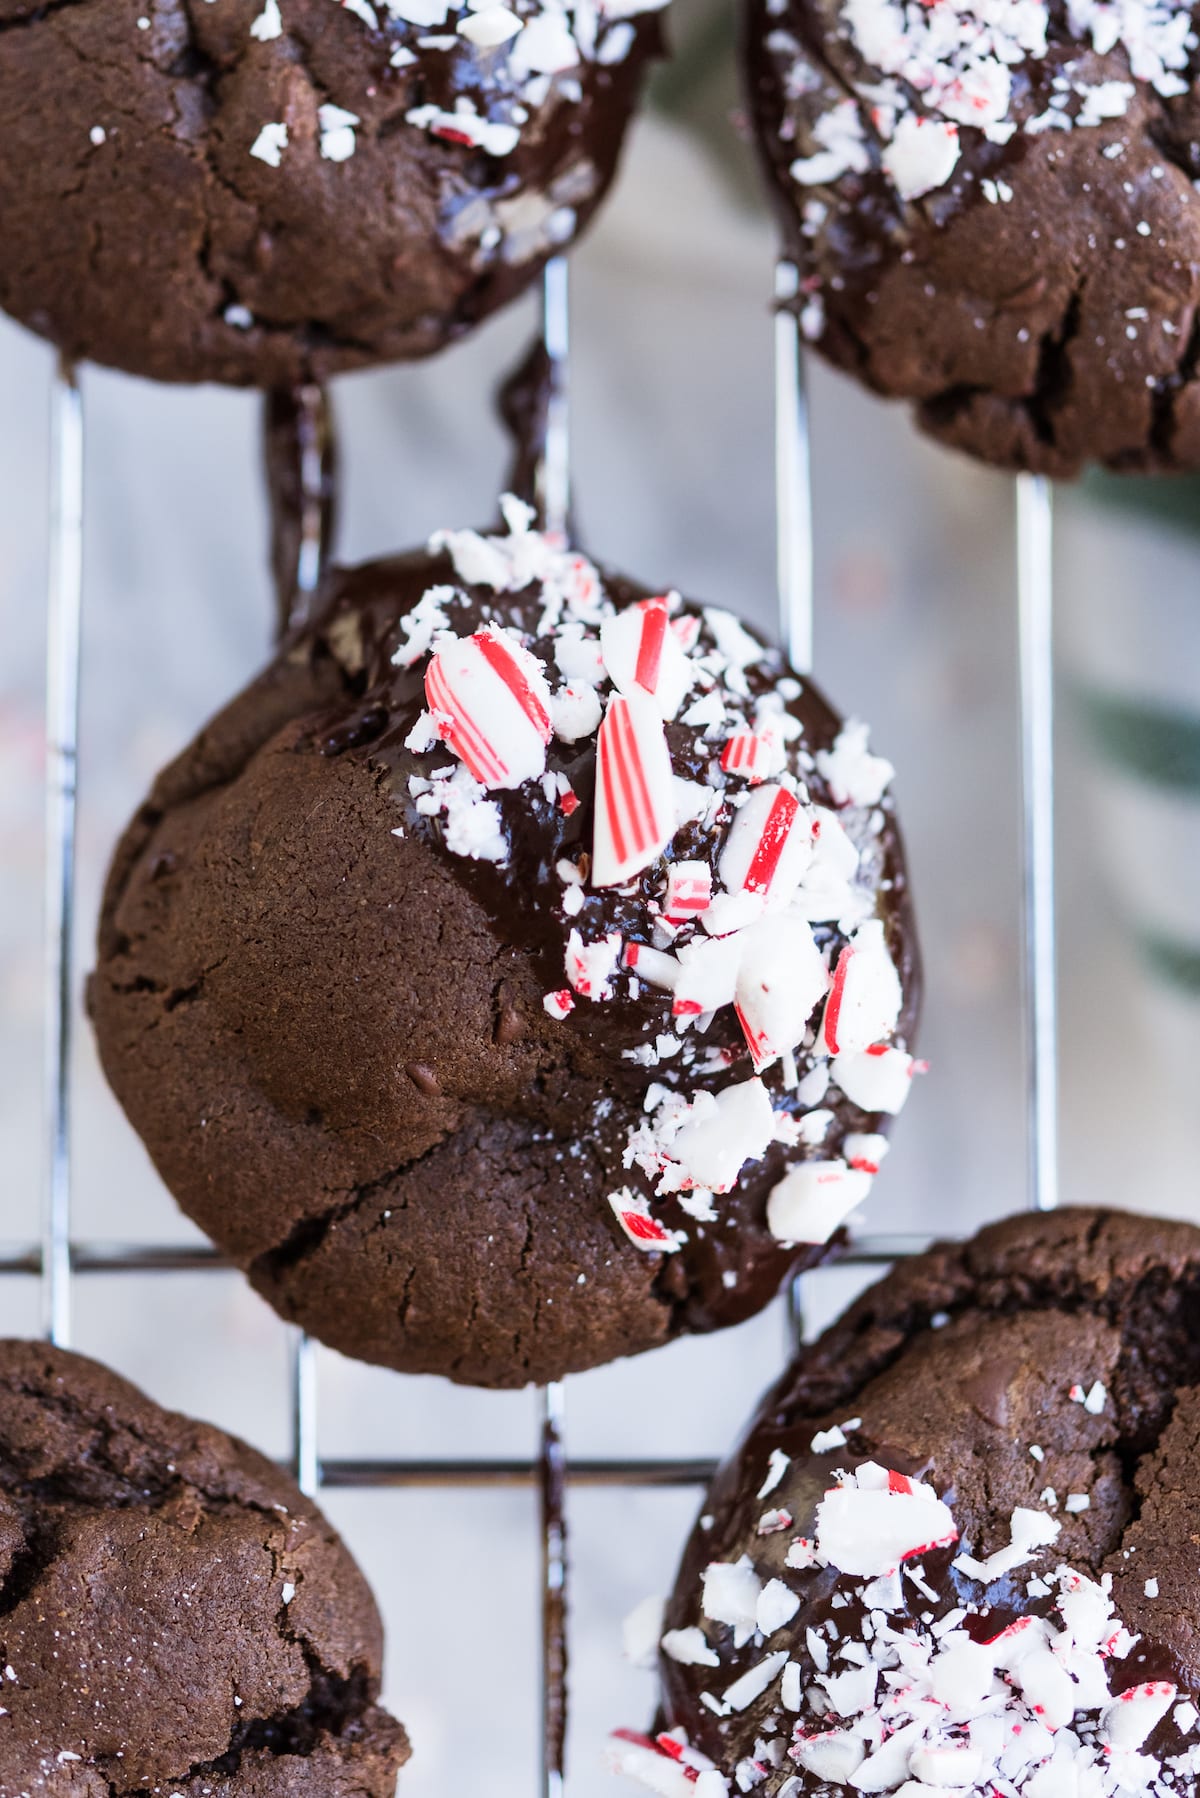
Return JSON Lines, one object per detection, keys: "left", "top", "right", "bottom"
{"left": 32, "top": 250, "right": 1059, "bottom": 1796}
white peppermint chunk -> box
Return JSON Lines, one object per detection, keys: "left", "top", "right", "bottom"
{"left": 671, "top": 1079, "right": 775, "bottom": 1193}
{"left": 882, "top": 113, "right": 961, "bottom": 197}
{"left": 723, "top": 1650, "right": 789, "bottom": 1711}
{"left": 318, "top": 103, "right": 360, "bottom": 162}
{"left": 734, "top": 915, "right": 828, "bottom": 1071}
{"left": 815, "top": 718, "right": 895, "bottom": 809}
{"left": 832, "top": 1044, "right": 916, "bottom": 1114}
{"left": 756, "top": 1579, "right": 801, "bottom": 1636}
{"left": 818, "top": 918, "right": 902, "bottom": 1056}
{"left": 457, "top": 2, "right": 523, "bottom": 42}
{"left": 250, "top": 121, "right": 288, "bottom": 165}
{"left": 702, "top": 1557, "right": 761, "bottom": 1640}
{"left": 815, "top": 1465, "right": 956, "bottom": 1576}
{"left": 766, "top": 1159, "right": 872, "bottom": 1244}
{"left": 661, "top": 1626, "right": 720, "bottom": 1668}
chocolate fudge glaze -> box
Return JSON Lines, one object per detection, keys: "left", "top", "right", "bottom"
{"left": 0, "top": 0, "right": 660, "bottom": 386}
{"left": 658, "top": 1207, "right": 1200, "bottom": 1788}
{"left": 0, "top": 1339, "right": 407, "bottom": 1796}
{"left": 743, "top": 0, "right": 1200, "bottom": 475}
{"left": 89, "top": 537, "right": 919, "bottom": 1389}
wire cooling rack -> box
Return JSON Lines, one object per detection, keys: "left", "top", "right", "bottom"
{"left": 30, "top": 250, "right": 1059, "bottom": 1797}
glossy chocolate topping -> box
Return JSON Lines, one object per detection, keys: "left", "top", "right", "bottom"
{"left": 743, "top": 0, "right": 1200, "bottom": 474}
{"left": 90, "top": 513, "right": 919, "bottom": 1386}
{"left": 0, "top": 0, "right": 662, "bottom": 386}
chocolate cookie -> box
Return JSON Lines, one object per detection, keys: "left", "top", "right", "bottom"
{"left": 745, "top": 0, "right": 1200, "bottom": 474}
{"left": 0, "top": 1339, "right": 407, "bottom": 1796}
{"left": 620, "top": 1206, "right": 1200, "bottom": 1795}
{"left": 0, "top": 0, "right": 660, "bottom": 386}
{"left": 89, "top": 501, "right": 921, "bottom": 1388}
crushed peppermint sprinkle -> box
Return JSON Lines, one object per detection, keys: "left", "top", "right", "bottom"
{"left": 249, "top": 120, "right": 288, "bottom": 166}
{"left": 774, "top": 0, "right": 1199, "bottom": 208}
{"left": 616, "top": 1459, "right": 1200, "bottom": 1798}
{"left": 385, "top": 503, "right": 912, "bottom": 1261}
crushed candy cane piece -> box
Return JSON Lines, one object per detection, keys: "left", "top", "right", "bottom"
{"left": 815, "top": 1463, "right": 957, "bottom": 1576}
{"left": 425, "top": 626, "right": 552, "bottom": 789}
{"left": 734, "top": 915, "right": 828, "bottom": 1072}
{"left": 818, "top": 920, "right": 902, "bottom": 1056}
{"left": 671, "top": 1079, "right": 776, "bottom": 1193}
{"left": 664, "top": 861, "right": 713, "bottom": 922}
{"left": 601, "top": 597, "right": 692, "bottom": 719}
{"left": 766, "top": 1159, "right": 872, "bottom": 1244}
{"left": 593, "top": 693, "right": 676, "bottom": 887}
{"left": 719, "top": 784, "right": 813, "bottom": 907}
{"left": 607, "top": 1189, "right": 683, "bottom": 1252}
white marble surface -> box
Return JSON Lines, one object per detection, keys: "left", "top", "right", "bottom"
{"left": 1, "top": 113, "right": 1198, "bottom": 1797}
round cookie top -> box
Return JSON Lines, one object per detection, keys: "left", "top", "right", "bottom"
{"left": 0, "top": 1340, "right": 407, "bottom": 1795}
{"left": 0, "top": 0, "right": 660, "bottom": 385}
{"left": 620, "top": 1207, "right": 1200, "bottom": 1796}
{"left": 744, "top": 0, "right": 1200, "bottom": 473}
{"left": 91, "top": 504, "right": 919, "bottom": 1386}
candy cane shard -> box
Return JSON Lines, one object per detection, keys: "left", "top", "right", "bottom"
{"left": 817, "top": 918, "right": 902, "bottom": 1056}
{"left": 815, "top": 1464, "right": 958, "bottom": 1577}
{"left": 664, "top": 860, "right": 712, "bottom": 923}
{"left": 719, "top": 729, "right": 775, "bottom": 785}
{"left": 1099, "top": 1681, "right": 1177, "bottom": 1751}
{"left": 792, "top": 805, "right": 863, "bottom": 922}
{"left": 719, "top": 783, "right": 814, "bottom": 910}
{"left": 832, "top": 1043, "right": 920, "bottom": 1114}
{"left": 600, "top": 597, "right": 692, "bottom": 719}
{"left": 606, "top": 1730, "right": 726, "bottom": 1797}
{"left": 670, "top": 1078, "right": 775, "bottom": 1193}
{"left": 592, "top": 692, "right": 676, "bottom": 888}
{"left": 672, "top": 933, "right": 744, "bottom": 1019}
{"left": 424, "top": 625, "right": 552, "bottom": 790}
{"left": 607, "top": 1189, "right": 684, "bottom": 1253}
{"left": 734, "top": 915, "right": 829, "bottom": 1071}
{"left": 766, "top": 1158, "right": 872, "bottom": 1244}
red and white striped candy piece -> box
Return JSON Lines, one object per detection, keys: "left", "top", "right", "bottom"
{"left": 818, "top": 919, "right": 902, "bottom": 1056}
{"left": 832, "top": 1043, "right": 921, "bottom": 1114}
{"left": 765, "top": 1159, "right": 872, "bottom": 1245}
{"left": 424, "top": 625, "right": 552, "bottom": 790}
{"left": 815, "top": 1464, "right": 957, "bottom": 1577}
{"left": 1099, "top": 1681, "right": 1177, "bottom": 1752}
{"left": 592, "top": 692, "right": 676, "bottom": 888}
{"left": 542, "top": 989, "right": 574, "bottom": 1021}
{"left": 608, "top": 1188, "right": 683, "bottom": 1253}
{"left": 664, "top": 860, "right": 712, "bottom": 923}
{"left": 734, "top": 915, "right": 829, "bottom": 1072}
{"left": 624, "top": 941, "right": 680, "bottom": 992}
{"left": 719, "top": 783, "right": 814, "bottom": 910}
{"left": 600, "top": 597, "right": 692, "bottom": 719}
{"left": 719, "top": 729, "right": 777, "bottom": 785}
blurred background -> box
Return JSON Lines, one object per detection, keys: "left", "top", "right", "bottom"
{"left": 2, "top": 10, "right": 1200, "bottom": 1790}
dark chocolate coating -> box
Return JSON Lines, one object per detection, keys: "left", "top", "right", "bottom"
{"left": 0, "top": 1339, "right": 407, "bottom": 1796}
{"left": 658, "top": 1206, "right": 1200, "bottom": 1787}
{"left": 88, "top": 543, "right": 919, "bottom": 1389}
{"left": 744, "top": 0, "right": 1200, "bottom": 476}
{"left": 0, "top": 0, "right": 657, "bottom": 386}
